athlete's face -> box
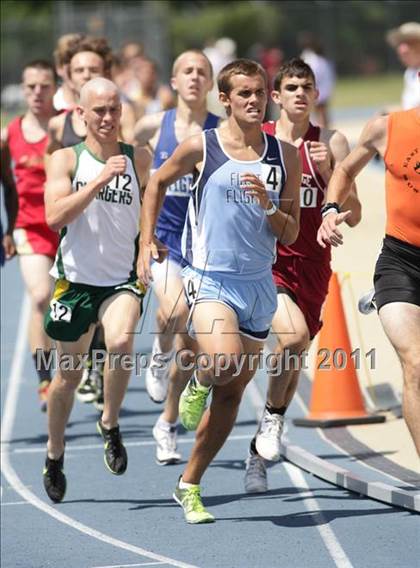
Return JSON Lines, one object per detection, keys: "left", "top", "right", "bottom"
{"left": 171, "top": 54, "right": 213, "bottom": 104}
{"left": 272, "top": 76, "right": 318, "bottom": 118}
{"left": 396, "top": 40, "right": 420, "bottom": 68}
{"left": 70, "top": 52, "right": 105, "bottom": 95}
{"left": 79, "top": 90, "right": 122, "bottom": 142}
{"left": 22, "top": 68, "right": 56, "bottom": 116}
{"left": 220, "top": 74, "right": 267, "bottom": 124}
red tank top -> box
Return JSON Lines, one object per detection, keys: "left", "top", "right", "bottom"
{"left": 262, "top": 121, "right": 330, "bottom": 263}
{"left": 7, "top": 116, "right": 48, "bottom": 229}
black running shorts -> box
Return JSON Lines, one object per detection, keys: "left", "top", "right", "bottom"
{"left": 374, "top": 235, "right": 420, "bottom": 311}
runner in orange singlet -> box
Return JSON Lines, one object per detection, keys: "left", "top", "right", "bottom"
{"left": 318, "top": 106, "right": 420, "bottom": 455}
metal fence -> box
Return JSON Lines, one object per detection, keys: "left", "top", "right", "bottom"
{"left": 1, "top": 1, "right": 171, "bottom": 86}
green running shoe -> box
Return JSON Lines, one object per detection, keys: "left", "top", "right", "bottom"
{"left": 179, "top": 376, "right": 211, "bottom": 431}
{"left": 173, "top": 479, "right": 215, "bottom": 524}
{"left": 96, "top": 420, "right": 127, "bottom": 475}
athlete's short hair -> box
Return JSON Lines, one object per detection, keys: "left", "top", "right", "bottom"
{"left": 172, "top": 49, "right": 213, "bottom": 79}
{"left": 66, "top": 36, "right": 114, "bottom": 77}
{"left": 53, "top": 33, "right": 85, "bottom": 68}
{"left": 217, "top": 59, "right": 267, "bottom": 95}
{"left": 120, "top": 40, "right": 145, "bottom": 63}
{"left": 22, "top": 60, "right": 58, "bottom": 83}
{"left": 273, "top": 58, "right": 316, "bottom": 91}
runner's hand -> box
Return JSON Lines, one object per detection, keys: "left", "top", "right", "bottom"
{"left": 98, "top": 155, "right": 127, "bottom": 186}
{"left": 317, "top": 210, "right": 352, "bottom": 248}
{"left": 307, "top": 141, "right": 330, "bottom": 177}
{"left": 137, "top": 238, "right": 167, "bottom": 286}
{"left": 240, "top": 172, "right": 271, "bottom": 209}
{"left": 3, "top": 234, "right": 16, "bottom": 259}
{"left": 152, "top": 236, "right": 168, "bottom": 264}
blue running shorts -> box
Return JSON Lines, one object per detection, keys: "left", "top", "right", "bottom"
{"left": 182, "top": 265, "right": 277, "bottom": 340}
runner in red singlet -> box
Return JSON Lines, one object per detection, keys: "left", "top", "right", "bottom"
{"left": 244, "top": 58, "right": 362, "bottom": 493}
{"left": 2, "top": 60, "right": 58, "bottom": 411}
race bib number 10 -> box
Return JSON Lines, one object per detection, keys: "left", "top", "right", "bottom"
{"left": 300, "top": 186, "right": 318, "bottom": 208}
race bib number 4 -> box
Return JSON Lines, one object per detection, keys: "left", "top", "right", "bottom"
{"left": 185, "top": 277, "right": 200, "bottom": 305}
{"left": 260, "top": 164, "right": 282, "bottom": 192}
{"left": 50, "top": 300, "right": 72, "bottom": 323}
{"left": 300, "top": 186, "right": 318, "bottom": 208}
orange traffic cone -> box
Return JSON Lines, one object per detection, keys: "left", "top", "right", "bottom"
{"left": 294, "top": 273, "right": 385, "bottom": 427}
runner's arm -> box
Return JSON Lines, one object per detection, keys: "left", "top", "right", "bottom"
{"left": 273, "top": 143, "right": 302, "bottom": 244}
{"left": 45, "top": 148, "right": 127, "bottom": 231}
{"left": 240, "top": 143, "right": 301, "bottom": 244}
{"left": 0, "top": 137, "right": 18, "bottom": 258}
{"left": 120, "top": 101, "right": 137, "bottom": 144}
{"left": 328, "top": 130, "right": 361, "bottom": 227}
{"left": 317, "top": 115, "right": 388, "bottom": 247}
{"left": 137, "top": 133, "right": 203, "bottom": 285}
{"left": 133, "top": 112, "right": 163, "bottom": 150}
{"left": 134, "top": 146, "right": 152, "bottom": 197}
{"left": 44, "top": 114, "right": 64, "bottom": 167}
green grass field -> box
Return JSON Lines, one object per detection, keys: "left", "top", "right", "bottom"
{"left": 332, "top": 72, "right": 402, "bottom": 108}
{"left": 1, "top": 73, "right": 403, "bottom": 128}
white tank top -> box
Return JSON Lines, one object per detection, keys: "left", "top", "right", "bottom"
{"left": 51, "top": 142, "right": 141, "bottom": 286}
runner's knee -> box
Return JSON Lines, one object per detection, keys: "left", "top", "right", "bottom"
{"left": 30, "top": 286, "right": 51, "bottom": 313}
{"left": 56, "top": 369, "right": 84, "bottom": 390}
{"left": 401, "top": 353, "right": 420, "bottom": 390}
{"left": 176, "top": 347, "right": 195, "bottom": 369}
{"left": 212, "top": 382, "right": 245, "bottom": 406}
{"left": 106, "top": 333, "right": 134, "bottom": 354}
{"left": 156, "top": 303, "right": 187, "bottom": 332}
{"left": 277, "top": 329, "right": 310, "bottom": 354}
{"left": 208, "top": 353, "right": 240, "bottom": 384}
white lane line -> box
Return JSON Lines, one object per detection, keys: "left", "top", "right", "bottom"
{"left": 246, "top": 376, "right": 353, "bottom": 568}
{"left": 293, "top": 390, "right": 415, "bottom": 488}
{"left": 283, "top": 462, "right": 354, "bottom": 568}
{"left": 9, "top": 433, "right": 252, "bottom": 455}
{"left": 91, "top": 563, "right": 165, "bottom": 568}
{"left": 0, "top": 294, "right": 31, "bottom": 445}
{"left": 0, "top": 294, "right": 197, "bottom": 568}
{"left": 244, "top": 379, "right": 265, "bottom": 417}
{"left": 1, "top": 501, "right": 30, "bottom": 506}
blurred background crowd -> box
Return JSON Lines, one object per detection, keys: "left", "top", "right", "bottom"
{"left": 1, "top": 0, "right": 419, "bottom": 123}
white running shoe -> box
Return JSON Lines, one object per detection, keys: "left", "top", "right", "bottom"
{"left": 145, "top": 338, "right": 174, "bottom": 403}
{"left": 153, "top": 421, "right": 182, "bottom": 465}
{"left": 76, "top": 368, "right": 97, "bottom": 403}
{"left": 358, "top": 288, "right": 377, "bottom": 315}
{"left": 255, "top": 409, "right": 284, "bottom": 462}
{"left": 244, "top": 452, "right": 267, "bottom": 493}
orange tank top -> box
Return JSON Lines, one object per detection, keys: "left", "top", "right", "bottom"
{"left": 384, "top": 108, "right": 420, "bottom": 247}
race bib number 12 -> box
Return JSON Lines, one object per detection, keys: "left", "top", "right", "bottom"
{"left": 50, "top": 300, "right": 72, "bottom": 322}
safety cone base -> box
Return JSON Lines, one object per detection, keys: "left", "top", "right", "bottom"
{"left": 293, "top": 414, "right": 386, "bottom": 428}
{"left": 299, "top": 273, "right": 385, "bottom": 430}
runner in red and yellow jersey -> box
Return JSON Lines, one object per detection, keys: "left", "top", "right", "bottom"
{"left": 2, "top": 60, "right": 58, "bottom": 411}
{"left": 318, "top": 105, "right": 420, "bottom": 455}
